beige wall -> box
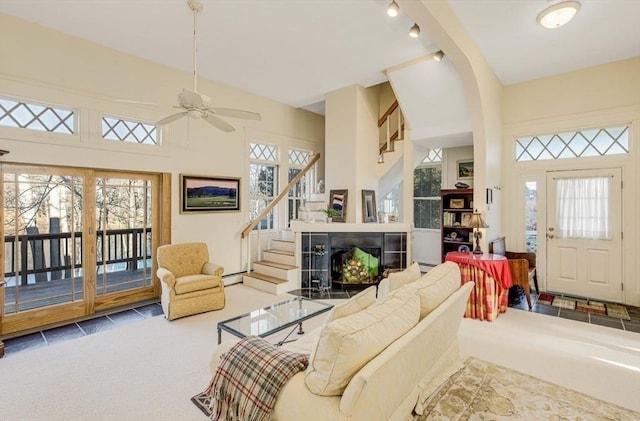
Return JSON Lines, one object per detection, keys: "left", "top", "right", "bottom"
{"left": 502, "top": 58, "right": 640, "bottom": 306}
{"left": 0, "top": 13, "right": 325, "bottom": 278}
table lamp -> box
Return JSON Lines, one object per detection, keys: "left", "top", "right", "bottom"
{"left": 469, "top": 210, "right": 488, "bottom": 254}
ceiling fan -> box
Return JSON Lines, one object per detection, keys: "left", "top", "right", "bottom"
{"left": 156, "top": 0, "right": 261, "bottom": 132}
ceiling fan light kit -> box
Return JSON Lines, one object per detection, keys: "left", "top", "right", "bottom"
{"left": 155, "top": 0, "right": 261, "bottom": 132}
{"left": 537, "top": 1, "right": 580, "bottom": 29}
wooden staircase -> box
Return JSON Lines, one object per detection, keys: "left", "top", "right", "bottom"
{"left": 243, "top": 235, "right": 298, "bottom": 295}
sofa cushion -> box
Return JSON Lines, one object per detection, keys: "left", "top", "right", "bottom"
{"left": 378, "top": 262, "right": 421, "bottom": 298}
{"left": 174, "top": 274, "right": 222, "bottom": 294}
{"left": 324, "top": 285, "right": 377, "bottom": 323}
{"left": 305, "top": 286, "right": 420, "bottom": 396}
{"left": 410, "top": 262, "right": 461, "bottom": 319}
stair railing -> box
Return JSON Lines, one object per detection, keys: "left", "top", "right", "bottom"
{"left": 241, "top": 153, "right": 320, "bottom": 277}
{"left": 378, "top": 100, "right": 405, "bottom": 161}
{"left": 241, "top": 153, "right": 321, "bottom": 240}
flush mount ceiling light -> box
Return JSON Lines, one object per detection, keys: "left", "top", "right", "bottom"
{"left": 387, "top": 0, "right": 399, "bottom": 17}
{"left": 537, "top": 1, "right": 581, "bottom": 29}
{"left": 409, "top": 23, "right": 420, "bottom": 38}
{"left": 433, "top": 50, "right": 445, "bottom": 62}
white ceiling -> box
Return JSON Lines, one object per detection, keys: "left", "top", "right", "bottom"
{"left": 1, "top": 0, "right": 639, "bottom": 115}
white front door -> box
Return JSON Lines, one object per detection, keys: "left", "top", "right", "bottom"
{"left": 546, "top": 168, "right": 622, "bottom": 302}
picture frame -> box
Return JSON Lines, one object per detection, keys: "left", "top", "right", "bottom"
{"left": 180, "top": 174, "right": 240, "bottom": 213}
{"left": 449, "top": 198, "right": 465, "bottom": 209}
{"left": 361, "top": 190, "right": 377, "bottom": 223}
{"left": 461, "top": 212, "right": 473, "bottom": 226}
{"left": 328, "top": 189, "right": 348, "bottom": 222}
{"left": 457, "top": 160, "right": 474, "bottom": 179}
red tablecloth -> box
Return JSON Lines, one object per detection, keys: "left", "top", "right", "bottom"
{"left": 445, "top": 252, "right": 513, "bottom": 321}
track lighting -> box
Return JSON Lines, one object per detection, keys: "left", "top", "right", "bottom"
{"left": 409, "top": 23, "right": 420, "bottom": 38}
{"left": 433, "top": 50, "right": 444, "bottom": 62}
{"left": 387, "top": 0, "right": 399, "bottom": 17}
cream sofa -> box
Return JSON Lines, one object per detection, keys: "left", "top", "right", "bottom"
{"left": 210, "top": 262, "right": 471, "bottom": 421}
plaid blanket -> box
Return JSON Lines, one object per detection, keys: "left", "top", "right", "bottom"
{"left": 205, "top": 336, "right": 309, "bottom": 421}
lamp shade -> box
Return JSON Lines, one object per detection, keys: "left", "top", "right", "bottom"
{"left": 469, "top": 212, "right": 488, "bottom": 229}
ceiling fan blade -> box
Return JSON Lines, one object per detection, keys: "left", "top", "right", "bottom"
{"left": 156, "top": 112, "right": 188, "bottom": 125}
{"left": 202, "top": 113, "right": 235, "bottom": 132}
{"left": 181, "top": 89, "right": 205, "bottom": 109}
{"left": 211, "top": 108, "right": 262, "bottom": 120}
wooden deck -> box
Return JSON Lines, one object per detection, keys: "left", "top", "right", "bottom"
{"left": 3, "top": 269, "right": 153, "bottom": 314}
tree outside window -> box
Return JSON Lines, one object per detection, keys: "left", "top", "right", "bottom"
{"left": 413, "top": 165, "right": 442, "bottom": 229}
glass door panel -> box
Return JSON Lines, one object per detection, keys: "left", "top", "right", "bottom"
{"left": 3, "top": 171, "right": 84, "bottom": 313}
{"left": 95, "top": 176, "right": 153, "bottom": 296}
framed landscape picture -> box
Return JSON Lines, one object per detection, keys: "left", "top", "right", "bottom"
{"left": 180, "top": 174, "right": 240, "bottom": 213}
{"left": 457, "top": 160, "right": 474, "bottom": 179}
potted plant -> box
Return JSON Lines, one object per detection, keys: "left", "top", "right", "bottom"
{"left": 323, "top": 207, "right": 338, "bottom": 223}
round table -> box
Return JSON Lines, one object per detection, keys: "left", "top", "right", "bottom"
{"left": 445, "top": 252, "right": 513, "bottom": 321}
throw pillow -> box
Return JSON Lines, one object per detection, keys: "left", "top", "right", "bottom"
{"left": 305, "top": 286, "right": 420, "bottom": 396}
{"left": 411, "top": 262, "right": 461, "bottom": 319}
{"left": 387, "top": 261, "right": 421, "bottom": 287}
{"left": 378, "top": 261, "right": 422, "bottom": 298}
{"left": 324, "top": 285, "right": 377, "bottom": 323}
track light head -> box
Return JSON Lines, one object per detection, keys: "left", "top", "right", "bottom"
{"left": 434, "top": 50, "right": 444, "bottom": 62}
{"left": 387, "top": 0, "right": 399, "bottom": 17}
{"left": 409, "top": 23, "right": 420, "bottom": 38}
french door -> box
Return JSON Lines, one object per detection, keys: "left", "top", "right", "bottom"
{"left": 546, "top": 168, "right": 622, "bottom": 302}
{"left": 1, "top": 165, "right": 163, "bottom": 335}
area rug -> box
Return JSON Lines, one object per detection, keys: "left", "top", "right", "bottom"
{"left": 415, "top": 357, "right": 640, "bottom": 421}
{"left": 192, "top": 357, "right": 640, "bottom": 420}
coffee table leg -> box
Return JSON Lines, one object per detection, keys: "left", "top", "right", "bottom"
{"left": 218, "top": 327, "right": 222, "bottom": 344}
{"left": 297, "top": 322, "right": 304, "bottom": 335}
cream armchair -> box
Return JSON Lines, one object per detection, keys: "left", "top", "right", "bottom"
{"left": 156, "top": 242, "right": 225, "bottom": 320}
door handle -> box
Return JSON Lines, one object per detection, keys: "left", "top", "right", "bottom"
{"left": 546, "top": 233, "right": 554, "bottom": 239}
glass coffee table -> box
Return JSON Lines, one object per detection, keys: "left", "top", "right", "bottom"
{"left": 217, "top": 297, "right": 334, "bottom": 345}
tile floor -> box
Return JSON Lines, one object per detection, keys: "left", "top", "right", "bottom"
{"left": 2, "top": 286, "right": 639, "bottom": 358}
{"left": 509, "top": 290, "right": 640, "bottom": 333}
{"left": 2, "top": 302, "right": 164, "bottom": 356}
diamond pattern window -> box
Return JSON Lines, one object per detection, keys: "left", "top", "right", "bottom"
{"left": 102, "top": 117, "right": 158, "bottom": 145}
{"left": 249, "top": 142, "right": 277, "bottom": 162}
{"left": 288, "top": 149, "right": 310, "bottom": 166}
{"left": 0, "top": 97, "right": 75, "bottom": 134}
{"left": 422, "top": 148, "right": 442, "bottom": 163}
{"left": 516, "top": 126, "right": 629, "bottom": 162}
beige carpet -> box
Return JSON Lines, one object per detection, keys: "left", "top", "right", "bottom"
{"left": 1, "top": 284, "right": 639, "bottom": 420}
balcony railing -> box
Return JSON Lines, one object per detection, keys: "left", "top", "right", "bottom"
{"left": 4, "top": 228, "right": 152, "bottom": 287}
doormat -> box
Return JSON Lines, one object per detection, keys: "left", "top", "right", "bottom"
{"left": 552, "top": 296, "right": 576, "bottom": 309}
{"left": 606, "top": 303, "right": 631, "bottom": 320}
{"left": 544, "top": 294, "right": 630, "bottom": 320}
{"left": 537, "top": 293, "right": 554, "bottom": 306}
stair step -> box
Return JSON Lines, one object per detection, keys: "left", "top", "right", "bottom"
{"left": 263, "top": 249, "right": 295, "bottom": 265}
{"left": 271, "top": 239, "right": 295, "bottom": 253}
{"left": 243, "top": 271, "right": 293, "bottom": 295}
{"left": 264, "top": 249, "right": 293, "bottom": 256}
{"left": 254, "top": 260, "right": 296, "bottom": 270}
{"left": 246, "top": 271, "right": 288, "bottom": 284}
